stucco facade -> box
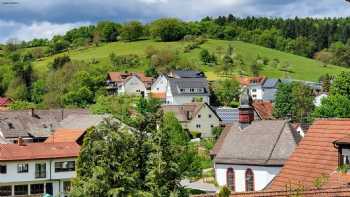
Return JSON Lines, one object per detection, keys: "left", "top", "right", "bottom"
{"left": 185, "top": 104, "right": 220, "bottom": 138}
{"left": 119, "top": 76, "right": 148, "bottom": 97}
{"left": 0, "top": 158, "right": 76, "bottom": 197}
{"left": 215, "top": 163, "right": 281, "bottom": 192}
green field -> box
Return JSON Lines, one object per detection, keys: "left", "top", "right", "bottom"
{"left": 33, "top": 39, "right": 348, "bottom": 81}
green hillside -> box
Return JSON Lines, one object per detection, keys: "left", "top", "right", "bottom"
{"left": 33, "top": 39, "right": 348, "bottom": 81}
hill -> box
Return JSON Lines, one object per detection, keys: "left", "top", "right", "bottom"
{"left": 33, "top": 39, "right": 348, "bottom": 81}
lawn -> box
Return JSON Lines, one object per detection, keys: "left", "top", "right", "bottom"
{"left": 33, "top": 39, "right": 349, "bottom": 81}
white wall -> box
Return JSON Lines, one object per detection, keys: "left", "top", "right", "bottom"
{"left": 215, "top": 163, "right": 281, "bottom": 192}
{"left": 0, "top": 158, "right": 76, "bottom": 197}
{"left": 186, "top": 105, "right": 220, "bottom": 138}
{"left": 151, "top": 75, "right": 168, "bottom": 93}
{"left": 0, "top": 158, "right": 76, "bottom": 183}
{"left": 119, "top": 76, "right": 148, "bottom": 97}
{"left": 249, "top": 85, "right": 263, "bottom": 100}
{"left": 168, "top": 96, "right": 210, "bottom": 105}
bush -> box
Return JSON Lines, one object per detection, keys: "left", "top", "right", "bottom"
{"left": 8, "top": 101, "right": 36, "bottom": 110}
{"left": 200, "top": 49, "right": 217, "bottom": 65}
{"left": 110, "top": 53, "right": 140, "bottom": 67}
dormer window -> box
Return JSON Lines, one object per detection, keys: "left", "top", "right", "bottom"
{"left": 334, "top": 138, "right": 350, "bottom": 166}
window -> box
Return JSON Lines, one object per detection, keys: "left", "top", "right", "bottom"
{"left": 190, "top": 88, "right": 195, "bottom": 92}
{"left": 180, "top": 89, "right": 185, "bottom": 92}
{"left": 252, "top": 89, "right": 257, "bottom": 92}
{"left": 55, "top": 161, "right": 75, "bottom": 172}
{"left": 209, "top": 114, "right": 212, "bottom": 118}
{"left": 245, "top": 168, "right": 254, "bottom": 191}
{"left": 211, "top": 125, "right": 214, "bottom": 128}
{"left": 63, "top": 181, "right": 71, "bottom": 193}
{"left": 0, "top": 165, "right": 6, "bottom": 174}
{"left": 197, "top": 114, "right": 201, "bottom": 118}
{"left": 30, "top": 184, "right": 44, "bottom": 194}
{"left": 35, "top": 163, "right": 46, "bottom": 178}
{"left": 196, "top": 124, "right": 201, "bottom": 128}
{"left": 341, "top": 148, "right": 350, "bottom": 165}
{"left": 0, "top": 186, "right": 11, "bottom": 196}
{"left": 17, "top": 163, "right": 29, "bottom": 173}
{"left": 226, "top": 168, "right": 235, "bottom": 191}
{"left": 14, "top": 185, "right": 28, "bottom": 196}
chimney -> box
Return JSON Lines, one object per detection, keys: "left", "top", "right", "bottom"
{"left": 239, "top": 88, "right": 254, "bottom": 129}
{"left": 17, "top": 137, "right": 25, "bottom": 146}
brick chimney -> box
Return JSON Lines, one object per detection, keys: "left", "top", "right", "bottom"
{"left": 17, "top": 137, "right": 25, "bottom": 146}
{"left": 239, "top": 88, "right": 254, "bottom": 129}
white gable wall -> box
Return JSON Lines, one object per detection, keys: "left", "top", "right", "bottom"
{"left": 151, "top": 75, "right": 168, "bottom": 93}
{"left": 215, "top": 163, "right": 281, "bottom": 192}
{"left": 186, "top": 105, "right": 220, "bottom": 137}
{"left": 248, "top": 85, "right": 263, "bottom": 100}
{"left": 120, "top": 76, "right": 148, "bottom": 97}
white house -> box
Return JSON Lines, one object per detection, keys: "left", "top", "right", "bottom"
{"left": 0, "top": 140, "right": 80, "bottom": 197}
{"left": 106, "top": 72, "right": 154, "bottom": 97}
{"left": 237, "top": 77, "right": 266, "bottom": 100}
{"left": 210, "top": 91, "right": 300, "bottom": 192}
{"left": 166, "top": 78, "right": 210, "bottom": 105}
{"left": 150, "top": 74, "right": 168, "bottom": 100}
{"left": 314, "top": 93, "right": 328, "bottom": 107}
{"left": 162, "top": 102, "right": 221, "bottom": 138}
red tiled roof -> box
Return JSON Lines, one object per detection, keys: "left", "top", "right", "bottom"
{"left": 45, "top": 128, "right": 86, "bottom": 144}
{"left": 252, "top": 101, "right": 274, "bottom": 120}
{"left": 108, "top": 72, "right": 153, "bottom": 83}
{"left": 0, "top": 142, "right": 80, "bottom": 161}
{"left": 0, "top": 97, "right": 12, "bottom": 107}
{"left": 236, "top": 76, "right": 266, "bottom": 86}
{"left": 194, "top": 187, "right": 350, "bottom": 197}
{"left": 268, "top": 119, "right": 350, "bottom": 191}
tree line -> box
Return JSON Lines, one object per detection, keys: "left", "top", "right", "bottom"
{"left": 2, "top": 16, "right": 350, "bottom": 67}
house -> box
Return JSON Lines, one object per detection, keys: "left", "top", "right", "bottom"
{"left": 150, "top": 74, "right": 168, "bottom": 100}
{"left": 237, "top": 76, "right": 266, "bottom": 100}
{"left": 151, "top": 70, "right": 208, "bottom": 102}
{"left": 0, "top": 97, "right": 12, "bottom": 111}
{"left": 261, "top": 78, "right": 281, "bottom": 102}
{"left": 210, "top": 90, "right": 300, "bottom": 192}
{"left": 166, "top": 78, "right": 210, "bottom": 105}
{"left": 106, "top": 72, "right": 154, "bottom": 97}
{"left": 162, "top": 102, "right": 221, "bottom": 138}
{"left": 0, "top": 140, "right": 80, "bottom": 197}
{"left": 0, "top": 109, "right": 89, "bottom": 143}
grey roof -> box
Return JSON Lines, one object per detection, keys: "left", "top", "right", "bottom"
{"left": 214, "top": 120, "right": 300, "bottom": 166}
{"left": 263, "top": 89, "right": 278, "bottom": 101}
{"left": 168, "top": 78, "right": 210, "bottom": 96}
{"left": 262, "top": 79, "right": 281, "bottom": 88}
{"left": 59, "top": 114, "right": 109, "bottom": 129}
{"left": 170, "top": 70, "right": 205, "bottom": 78}
{"left": 0, "top": 109, "right": 90, "bottom": 139}
{"left": 281, "top": 79, "right": 322, "bottom": 91}
{"left": 214, "top": 107, "right": 261, "bottom": 125}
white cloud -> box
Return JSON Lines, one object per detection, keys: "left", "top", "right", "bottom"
{"left": 0, "top": 20, "right": 88, "bottom": 43}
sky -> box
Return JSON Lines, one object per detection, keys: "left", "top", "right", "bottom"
{"left": 0, "top": 0, "right": 349, "bottom": 42}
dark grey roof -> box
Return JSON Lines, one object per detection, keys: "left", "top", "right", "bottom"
{"left": 214, "top": 120, "right": 300, "bottom": 166}
{"left": 262, "top": 79, "right": 281, "bottom": 88}
{"left": 169, "top": 78, "right": 210, "bottom": 96}
{"left": 0, "top": 109, "right": 90, "bottom": 139}
{"left": 170, "top": 70, "right": 205, "bottom": 78}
